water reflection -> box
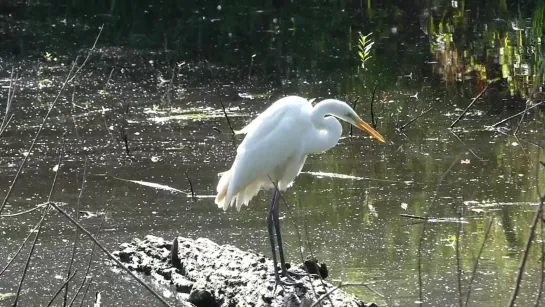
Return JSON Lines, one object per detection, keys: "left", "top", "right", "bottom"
{"left": 1, "top": 0, "right": 544, "bottom": 306}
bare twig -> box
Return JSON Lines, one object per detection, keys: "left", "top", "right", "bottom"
{"left": 464, "top": 217, "right": 494, "bottom": 307}
{"left": 450, "top": 81, "right": 493, "bottom": 128}
{"left": 68, "top": 213, "right": 106, "bottom": 307}
{"left": 456, "top": 207, "right": 463, "bottom": 307}
{"left": 492, "top": 101, "right": 544, "bottom": 128}
{"left": 67, "top": 25, "right": 104, "bottom": 83}
{"left": 185, "top": 172, "right": 196, "bottom": 201}
{"left": 370, "top": 83, "right": 378, "bottom": 128}
{"left": 0, "top": 202, "right": 49, "bottom": 217}
{"left": 12, "top": 204, "right": 50, "bottom": 306}
{"left": 0, "top": 113, "right": 14, "bottom": 137}
{"left": 64, "top": 158, "right": 88, "bottom": 307}
{"left": 514, "top": 102, "right": 530, "bottom": 135}
{"left": 1, "top": 67, "right": 16, "bottom": 131}
{"left": 349, "top": 97, "right": 360, "bottom": 137}
{"left": 535, "top": 217, "right": 544, "bottom": 307}
{"left": 448, "top": 129, "right": 487, "bottom": 161}
{"left": 0, "top": 61, "right": 77, "bottom": 215}
{"left": 0, "top": 222, "right": 39, "bottom": 276}
{"left": 46, "top": 270, "right": 78, "bottom": 307}
{"left": 218, "top": 90, "right": 236, "bottom": 139}
{"left": 49, "top": 202, "right": 173, "bottom": 307}
{"left": 507, "top": 194, "right": 545, "bottom": 307}
{"left": 78, "top": 278, "right": 93, "bottom": 307}
{"left": 398, "top": 107, "right": 433, "bottom": 131}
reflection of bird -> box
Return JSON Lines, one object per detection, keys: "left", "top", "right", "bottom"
{"left": 215, "top": 95, "right": 385, "bottom": 285}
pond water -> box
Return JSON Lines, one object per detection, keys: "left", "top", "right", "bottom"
{"left": 0, "top": 1, "right": 544, "bottom": 307}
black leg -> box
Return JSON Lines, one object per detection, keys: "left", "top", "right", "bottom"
{"left": 272, "top": 189, "right": 289, "bottom": 277}
{"left": 267, "top": 189, "right": 281, "bottom": 284}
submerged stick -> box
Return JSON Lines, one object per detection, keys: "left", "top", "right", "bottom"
{"left": 49, "top": 202, "right": 173, "bottom": 307}
{"left": 464, "top": 217, "right": 494, "bottom": 307}
{"left": 492, "top": 101, "right": 544, "bottom": 128}
{"left": 507, "top": 195, "right": 545, "bottom": 307}
{"left": 185, "top": 172, "right": 196, "bottom": 201}
{"left": 398, "top": 107, "right": 433, "bottom": 131}
{"left": 450, "top": 82, "right": 493, "bottom": 128}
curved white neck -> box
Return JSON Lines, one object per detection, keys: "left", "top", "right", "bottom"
{"left": 305, "top": 100, "right": 343, "bottom": 154}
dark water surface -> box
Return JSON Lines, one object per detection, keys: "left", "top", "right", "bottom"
{"left": 1, "top": 1, "right": 544, "bottom": 306}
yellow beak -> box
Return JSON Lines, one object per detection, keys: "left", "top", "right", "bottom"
{"left": 356, "top": 119, "right": 385, "bottom": 143}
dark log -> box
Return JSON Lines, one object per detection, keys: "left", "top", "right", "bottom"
{"left": 114, "top": 235, "right": 373, "bottom": 307}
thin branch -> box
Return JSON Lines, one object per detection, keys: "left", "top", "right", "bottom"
{"left": 491, "top": 101, "right": 544, "bottom": 127}
{"left": 507, "top": 194, "right": 545, "bottom": 307}
{"left": 64, "top": 158, "right": 88, "bottom": 307}
{"left": 49, "top": 202, "right": 173, "bottom": 307}
{"left": 46, "top": 270, "right": 78, "bottom": 307}
{"left": 398, "top": 107, "right": 433, "bottom": 131}
{"left": 450, "top": 81, "right": 493, "bottom": 128}
{"left": 68, "top": 214, "right": 106, "bottom": 307}
{"left": 12, "top": 204, "right": 50, "bottom": 306}
{"left": 1, "top": 67, "right": 15, "bottom": 130}
{"left": 1, "top": 202, "right": 49, "bottom": 217}
{"left": 448, "top": 129, "right": 487, "bottom": 161}
{"left": 0, "top": 113, "right": 14, "bottom": 137}
{"left": 0, "top": 222, "right": 39, "bottom": 276}
{"left": 185, "top": 172, "right": 196, "bottom": 202}
{"left": 535, "top": 217, "right": 544, "bottom": 307}
{"left": 464, "top": 217, "right": 494, "bottom": 307}
{"left": 67, "top": 25, "right": 104, "bottom": 84}
{"left": 370, "top": 83, "right": 378, "bottom": 128}
{"left": 456, "top": 207, "right": 463, "bottom": 307}
{"left": 218, "top": 89, "right": 236, "bottom": 141}
{"left": 514, "top": 102, "right": 530, "bottom": 135}
{"left": 78, "top": 278, "right": 93, "bottom": 307}
{"left": 0, "top": 61, "right": 77, "bottom": 215}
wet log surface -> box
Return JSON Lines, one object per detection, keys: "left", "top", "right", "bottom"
{"left": 113, "top": 235, "right": 376, "bottom": 307}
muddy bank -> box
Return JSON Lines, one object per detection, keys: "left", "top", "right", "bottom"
{"left": 113, "top": 235, "right": 376, "bottom": 307}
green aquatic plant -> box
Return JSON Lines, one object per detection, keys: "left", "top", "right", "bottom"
{"left": 357, "top": 32, "right": 374, "bottom": 69}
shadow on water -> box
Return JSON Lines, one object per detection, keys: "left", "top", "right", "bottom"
{"left": 0, "top": 0, "right": 544, "bottom": 306}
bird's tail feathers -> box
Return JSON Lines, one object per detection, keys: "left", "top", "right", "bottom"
{"left": 215, "top": 169, "right": 232, "bottom": 211}
{"left": 215, "top": 169, "right": 262, "bottom": 212}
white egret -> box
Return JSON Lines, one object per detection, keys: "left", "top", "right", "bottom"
{"left": 215, "top": 95, "right": 385, "bottom": 285}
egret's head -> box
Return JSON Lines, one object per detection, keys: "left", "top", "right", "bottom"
{"left": 326, "top": 100, "right": 385, "bottom": 143}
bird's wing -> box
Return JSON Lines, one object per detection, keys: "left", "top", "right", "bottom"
{"left": 227, "top": 111, "right": 309, "bottom": 199}
{"left": 235, "top": 96, "right": 311, "bottom": 135}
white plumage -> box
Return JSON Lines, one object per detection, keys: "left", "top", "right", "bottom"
{"left": 215, "top": 95, "right": 385, "bottom": 211}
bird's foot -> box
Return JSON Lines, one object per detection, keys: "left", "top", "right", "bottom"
{"left": 287, "top": 270, "right": 317, "bottom": 278}
{"left": 273, "top": 276, "right": 304, "bottom": 292}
